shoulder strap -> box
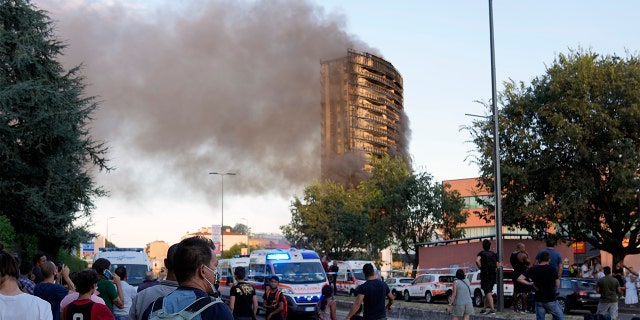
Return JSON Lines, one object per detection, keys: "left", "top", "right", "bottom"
{"left": 151, "top": 296, "right": 165, "bottom": 314}
{"left": 178, "top": 297, "right": 223, "bottom": 320}
{"left": 459, "top": 279, "right": 472, "bottom": 296}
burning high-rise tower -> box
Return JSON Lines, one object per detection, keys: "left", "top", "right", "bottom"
{"left": 321, "top": 49, "right": 407, "bottom": 186}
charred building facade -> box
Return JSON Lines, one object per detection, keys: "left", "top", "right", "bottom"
{"left": 321, "top": 49, "right": 407, "bottom": 186}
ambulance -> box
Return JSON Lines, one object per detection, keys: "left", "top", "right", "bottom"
{"left": 93, "top": 247, "right": 151, "bottom": 286}
{"left": 248, "top": 248, "right": 327, "bottom": 317}
{"left": 334, "top": 260, "right": 379, "bottom": 296}
{"left": 217, "top": 257, "right": 250, "bottom": 302}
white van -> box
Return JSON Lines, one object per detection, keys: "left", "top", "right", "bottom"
{"left": 248, "top": 248, "right": 327, "bottom": 317}
{"left": 218, "top": 257, "right": 250, "bottom": 301}
{"left": 93, "top": 248, "right": 151, "bottom": 286}
{"left": 334, "top": 260, "right": 379, "bottom": 296}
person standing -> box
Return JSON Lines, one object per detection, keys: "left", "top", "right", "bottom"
{"left": 114, "top": 266, "right": 137, "bottom": 320}
{"left": 32, "top": 252, "right": 47, "bottom": 284}
{"left": 142, "top": 236, "right": 234, "bottom": 320}
{"left": 344, "top": 263, "right": 393, "bottom": 320}
{"left": 34, "top": 261, "right": 76, "bottom": 320}
{"left": 129, "top": 243, "right": 179, "bottom": 320}
{"left": 596, "top": 266, "right": 623, "bottom": 320}
{"left": 446, "top": 269, "right": 473, "bottom": 320}
{"left": 62, "top": 269, "right": 113, "bottom": 320}
{"left": 510, "top": 242, "right": 531, "bottom": 313}
{"left": 517, "top": 251, "right": 564, "bottom": 320}
{"left": 0, "top": 243, "right": 52, "bottom": 320}
{"left": 624, "top": 266, "right": 638, "bottom": 307}
{"left": 316, "top": 285, "right": 336, "bottom": 320}
{"left": 18, "top": 260, "right": 35, "bottom": 294}
{"left": 321, "top": 256, "right": 330, "bottom": 273}
{"left": 136, "top": 271, "right": 159, "bottom": 293}
{"left": 229, "top": 266, "right": 257, "bottom": 320}
{"left": 263, "top": 276, "right": 286, "bottom": 320}
{"left": 92, "top": 258, "right": 124, "bottom": 316}
{"left": 329, "top": 261, "right": 339, "bottom": 295}
{"left": 535, "top": 237, "right": 563, "bottom": 278}
{"left": 475, "top": 239, "right": 498, "bottom": 314}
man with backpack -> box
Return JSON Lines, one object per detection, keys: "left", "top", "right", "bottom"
{"left": 263, "top": 275, "right": 287, "bottom": 320}
{"left": 476, "top": 239, "right": 499, "bottom": 314}
{"left": 144, "top": 236, "right": 234, "bottom": 320}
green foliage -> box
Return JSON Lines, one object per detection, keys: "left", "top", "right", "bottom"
{"left": 0, "top": 1, "right": 109, "bottom": 257}
{"left": 0, "top": 215, "right": 16, "bottom": 250}
{"left": 57, "top": 250, "right": 88, "bottom": 272}
{"left": 231, "top": 223, "right": 249, "bottom": 235}
{"left": 466, "top": 48, "right": 640, "bottom": 263}
{"left": 282, "top": 155, "right": 468, "bottom": 264}
{"left": 282, "top": 180, "right": 370, "bottom": 260}
{"left": 223, "top": 243, "right": 255, "bottom": 258}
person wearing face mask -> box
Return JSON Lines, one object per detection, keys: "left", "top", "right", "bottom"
{"left": 141, "top": 236, "right": 234, "bottom": 320}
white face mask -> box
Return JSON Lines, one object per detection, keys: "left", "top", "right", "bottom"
{"left": 203, "top": 265, "right": 218, "bottom": 294}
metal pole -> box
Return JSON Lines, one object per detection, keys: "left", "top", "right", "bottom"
{"left": 488, "top": 0, "right": 504, "bottom": 312}
{"left": 209, "top": 172, "right": 236, "bottom": 258}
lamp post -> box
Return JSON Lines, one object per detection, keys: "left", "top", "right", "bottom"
{"left": 106, "top": 216, "right": 115, "bottom": 248}
{"left": 209, "top": 172, "right": 236, "bottom": 258}
{"left": 488, "top": 0, "right": 504, "bottom": 311}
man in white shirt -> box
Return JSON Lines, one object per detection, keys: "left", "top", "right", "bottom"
{"left": 114, "top": 266, "right": 138, "bottom": 320}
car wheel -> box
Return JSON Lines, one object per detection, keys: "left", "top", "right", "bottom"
{"left": 473, "top": 290, "right": 483, "bottom": 307}
{"left": 425, "top": 291, "right": 433, "bottom": 303}
{"left": 403, "top": 290, "right": 411, "bottom": 302}
{"left": 446, "top": 290, "right": 453, "bottom": 304}
{"left": 557, "top": 298, "right": 567, "bottom": 314}
{"left": 349, "top": 289, "right": 355, "bottom": 297}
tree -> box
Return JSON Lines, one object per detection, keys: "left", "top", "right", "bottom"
{"left": 0, "top": 1, "right": 110, "bottom": 257}
{"left": 466, "top": 49, "right": 640, "bottom": 264}
{"left": 386, "top": 171, "right": 467, "bottom": 276}
{"left": 231, "top": 223, "right": 249, "bottom": 235}
{"left": 282, "top": 180, "right": 372, "bottom": 260}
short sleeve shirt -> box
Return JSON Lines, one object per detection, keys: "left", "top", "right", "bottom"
{"left": 524, "top": 264, "right": 558, "bottom": 303}
{"left": 230, "top": 282, "right": 256, "bottom": 318}
{"left": 34, "top": 282, "right": 69, "bottom": 320}
{"left": 354, "top": 279, "right": 390, "bottom": 320}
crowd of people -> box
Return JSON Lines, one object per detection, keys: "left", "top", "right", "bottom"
{"left": 0, "top": 237, "right": 238, "bottom": 320}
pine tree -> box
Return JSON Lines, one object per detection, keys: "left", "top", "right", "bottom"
{"left": 0, "top": 0, "right": 110, "bottom": 257}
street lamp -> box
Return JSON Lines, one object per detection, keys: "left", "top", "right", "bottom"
{"left": 106, "top": 216, "right": 116, "bottom": 248}
{"left": 488, "top": 0, "right": 504, "bottom": 311}
{"left": 209, "top": 172, "right": 236, "bottom": 258}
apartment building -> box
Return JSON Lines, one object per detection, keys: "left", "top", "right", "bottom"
{"left": 321, "top": 49, "right": 407, "bottom": 186}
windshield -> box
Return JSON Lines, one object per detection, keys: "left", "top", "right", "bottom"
{"left": 272, "top": 262, "right": 326, "bottom": 284}
{"left": 111, "top": 264, "right": 149, "bottom": 286}
{"left": 399, "top": 278, "right": 414, "bottom": 284}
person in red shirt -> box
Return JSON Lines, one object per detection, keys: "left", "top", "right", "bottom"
{"left": 63, "top": 269, "right": 114, "bottom": 320}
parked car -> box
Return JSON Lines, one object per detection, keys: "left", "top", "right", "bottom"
{"left": 556, "top": 278, "right": 599, "bottom": 314}
{"left": 385, "top": 277, "right": 414, "bottom": 299}
{"left": 466, "top": 268, "right": 514, "bottom": 307}
{"left": 402, "top": 273, "right": 456, "bottom": 303}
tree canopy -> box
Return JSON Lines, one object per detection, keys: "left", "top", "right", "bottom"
{"left": 0, "top": 0, "right": 109, "bottom": 257}
{"left": 466, "top": 49, "right": 640, "bottom": 264}
{"left": 282, "top": 154, "right": 466, "bottom": 265}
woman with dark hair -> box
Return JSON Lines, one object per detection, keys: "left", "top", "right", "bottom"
{"left": 315, "top": 285, "right": 336, "bottom": 320}
{"left": 447, "top": 269, "right": 474, "bottom": 320}
{"left": 0, "top": 242, "right": 52, "bottom": 319}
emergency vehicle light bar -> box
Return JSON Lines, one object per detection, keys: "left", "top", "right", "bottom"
{"left": 266, "top": 253, "right": 290, "bottom": 260}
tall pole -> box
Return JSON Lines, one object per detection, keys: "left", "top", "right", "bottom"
{"left": 106, "top": 216, "right": 115, "bottom": 248}
{"left": 488, "top": 0, "right": 504, "bottom": 312}
{"left": 209, "top": 172, "right": 236, "bottom": 258}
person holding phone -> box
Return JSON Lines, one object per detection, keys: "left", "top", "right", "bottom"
{"left": 92, "top": 258, "right": 124, "bottom": 316}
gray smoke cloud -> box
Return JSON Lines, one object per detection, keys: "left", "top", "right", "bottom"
{"left": 35, "top": 0, "right": 380, "bottom": 201}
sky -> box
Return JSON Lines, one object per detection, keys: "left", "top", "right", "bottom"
{"left": 32, "top": 0, "right": 640, "bottom": 248}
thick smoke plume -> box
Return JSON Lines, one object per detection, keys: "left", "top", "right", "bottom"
{"left": 36, "top": 0, "right": 378, "bottom": 200}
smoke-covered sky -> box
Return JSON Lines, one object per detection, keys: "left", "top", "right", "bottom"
{"left": 32, "top": 0, "right": 640, "bottom": 247}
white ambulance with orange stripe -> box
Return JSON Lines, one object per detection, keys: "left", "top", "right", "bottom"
{"left": 247, "top": 248, "right": 328, "bottom": 317}
{"left": 334, "top": 260, "right": 379, "bottom": 296}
